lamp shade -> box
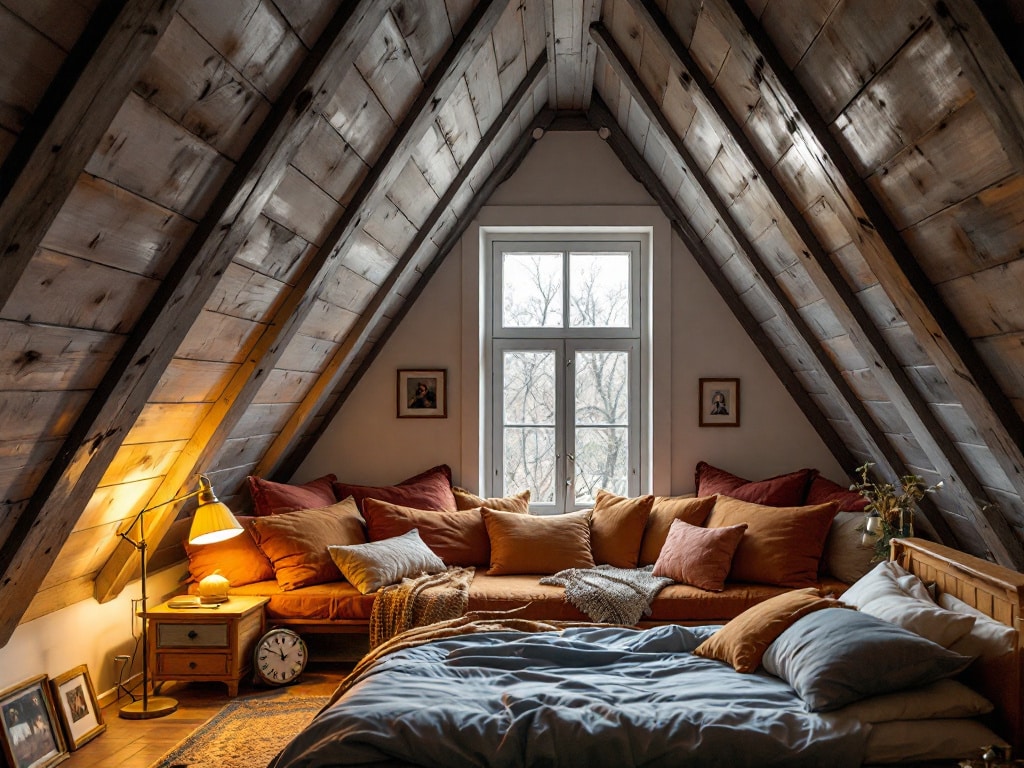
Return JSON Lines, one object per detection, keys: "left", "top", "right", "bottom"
{"left": 188, "top": 476, "right": 244, "bottom": 545}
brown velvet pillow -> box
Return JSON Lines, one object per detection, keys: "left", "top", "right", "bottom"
{"left": 694, "top": 588, "right": 838, "bottom": 672}
{"left": 250, "top": 498, "right": 366, "bottom": 590}
{"left": 706, "top": 496, "right": 840, "bottom": 588}
{"left": 363, "top": 498, "right": 489, "bottom": 567}
{"left": 638, "top": 495, "right": 717, "bottom": 566}
{"left": 332, "top": 464, "right": 456, "bottom": 514}
{"left": 452, "top": 487, "right": 530, "bottom": 513}
{"left": 694, "top": 462, "right": 817, "bottom": 507}
{"left": 248, "top": 473, "right": 337, "bottom": 516}
{"left": 589, "top": 490, "right": 654, "bottom": 568}
{"left": 482, "top": 509, "right": 594, "bottom": 575}
{"left": 184, "top": 516, "right": 274, "bottom": 586}
{"left": 652, "top": 520, "right": 747, "bottom": 592}
{"left": 805, "top": 475, "right": 869, "bottom": 511}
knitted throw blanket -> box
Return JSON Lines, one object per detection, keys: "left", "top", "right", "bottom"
{"left": 540, "top": 565, "right": 673, "bottom": 625}
{"left": 369, "top": 567, "right": 474, "bottom": 649}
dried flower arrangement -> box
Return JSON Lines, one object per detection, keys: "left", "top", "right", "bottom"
{"left": 851, "top": 462, "right": 942, "bottom": 561}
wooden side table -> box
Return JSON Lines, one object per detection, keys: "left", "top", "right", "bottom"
{"left": 144, "top": 596, "right": 268, "bottom": 696}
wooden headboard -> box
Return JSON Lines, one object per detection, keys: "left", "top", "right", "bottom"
{"left": 892, "top": 538, "right": 1024, "bottom": 752}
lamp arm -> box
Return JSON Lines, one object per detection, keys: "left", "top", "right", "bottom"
{"left": 118, "top": 487, "right": 203, "bottom": 549}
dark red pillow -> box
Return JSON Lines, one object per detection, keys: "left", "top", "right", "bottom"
{"left": 694, "top": 462, "right": 817, "bottom": 507}
{"left": 333, "top": 464, "right": 456, "bottom": 514}
{"left": 805, "top": 476, "right": 869, "bottom": 511}
{"left": 248, "top": 474, "right": 337, "bottom": 516}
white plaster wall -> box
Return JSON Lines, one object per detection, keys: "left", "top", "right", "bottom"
{"left": 298, "top": 130, "right": 846, "bottom": 493}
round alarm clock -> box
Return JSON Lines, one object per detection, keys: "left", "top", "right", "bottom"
{"left": 253, "top": 628, "right": 308, "bottom": 686}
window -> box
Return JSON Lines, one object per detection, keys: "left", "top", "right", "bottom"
{"left": 488, "top": 238, "right": 643, "bottom": 514}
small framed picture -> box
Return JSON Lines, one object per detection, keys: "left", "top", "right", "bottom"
{"left": 50, "top": 665, "right": 105, "bottom": 751}
{"left": 0, "top": 674, "right": 69, "bottom": 768}
{"left": 397, "top": 369, "right": 447, "bottom": 418}
{"left": 699, "top": 378, "right": 740, "bottom": 427}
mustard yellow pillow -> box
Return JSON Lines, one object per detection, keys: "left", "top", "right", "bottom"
{"left": 482, "top": 509, "right": 594, "bottom": 575}
{"left": 452, "top": 487, "right": 530, "bottom": 513}
{"left": 694, "top": 588, "right": 838, "bottom": 672}
{"left": 638, "top": 495, "right": 717, "bottom": 566}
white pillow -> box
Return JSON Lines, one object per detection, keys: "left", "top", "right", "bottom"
{"left": 864, "top": 718, "right": 1008, "bottom": 763}
{"left": 328, "top": 529, "right": 445, "bottom": 594}
{"left": 825, "top": 678, "right": 992, "bottom": 724}
{"left": 938, "top": 593, "right": 1017, "bottom": 659}
{"left": 841, "top": 561, "right": 976, "bottom": 648}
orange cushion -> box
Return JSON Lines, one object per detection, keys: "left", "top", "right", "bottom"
{"left": 652, "top": 520, "right": 747, "bottom": 592}
{"left": 805, "top": 475, "right": 869, "bottom": 511}
{"left": 694, "top": 462, "right": 817, "bottom": 507}
{"left": 247, "top": 474, "right": 337, "bottom": 516}
{"left": 184, "top": 516, "right": 274, "bottom": 586}
{"left": 363, "top": 498, "right": 489, "bottom": 567}
{"left": 590, "top": 490, "right": 654, "bottom": 568}
{"left": 482, "top": 509, "right": 594, "bottom": 575}
{"left": 706, "top": 496, "right": 839, "bottom": 588}
{"left": 250, "top": 498, "right": 366, "bottom": 590}
{"left": 694, "top": 588, "right": 838, "bottom": 672}
{"left": 639, "top": 495, "right": 717, "bottom": 566}
{"left": 333, "top": 464, "right": 456, "bottom": 514}
{"left": 452, "top": 487, "right": 530, "bottom": 513}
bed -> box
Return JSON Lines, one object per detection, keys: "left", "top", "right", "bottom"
{"left": 268, "top": 539, "right": 1024, "bottom": 767}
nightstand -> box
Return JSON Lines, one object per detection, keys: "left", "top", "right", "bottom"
{"left": 144, "top": 596, "right": 268, "bottom": 696}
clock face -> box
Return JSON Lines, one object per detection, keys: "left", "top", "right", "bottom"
{"left": 255, "top": 629, "right": 307, "bottom": 686}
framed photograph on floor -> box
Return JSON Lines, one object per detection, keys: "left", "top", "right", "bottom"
{"left": 50, "top": 665, "right": 105, "bottom": 751}
{"left": 699, "top": 378, "right": 740, "bottom": 427}
{"left": 397, "top": 369, "right": 447, "bottom": 418}
{"left": 0, "top": 674, "right": 68, "bottom": 768}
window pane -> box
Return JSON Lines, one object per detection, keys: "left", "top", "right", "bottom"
{"left": 504, "top": 427, "right": 556, "bottom": 503}
{"left": 575, "top": 351, "right": 629, "bottom": 425}
{"left": 569, "top": 251, "right": 630, "bottom": 328}
{"left": 502, "top": 252, "right": 563, "bottom": 327}
{"left": 574, "top": 427, "right": 628, "bottom": 502}
{"left": 503, "top": 350, "right": 555, "bottom": 424}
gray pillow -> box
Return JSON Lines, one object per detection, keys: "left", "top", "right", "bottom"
{"left": 762, "top": 607, "right": 973, "bottom": 711}
{"left": 328, "top": 529, "right": 445, "bottom": 594}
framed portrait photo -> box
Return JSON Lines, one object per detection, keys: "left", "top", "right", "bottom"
{"left": 50, "top": 665, "right": 104, "bottom": 751}
{"left": 699, "top": 378, "right": 740, "bottom": 427}
{"left": 397, "top": 369, "right": 447, "bottom": 418}
{"left": 0, "top": 674, "right": 68, "bottom": 768}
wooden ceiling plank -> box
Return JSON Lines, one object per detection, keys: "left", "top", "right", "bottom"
{"left": 721, "top": 0, "right": 1024, "bottom": 564}
{"left": 592, "top": 22, "right": 961, "bottom": 552}
{"left": 0, "top": 1, "right": 389, "bottom": 642}
{"left": 260, "top": 56, "right": 550, "bottom": 482}
{"left": 93, "top": 0, "right": 513, "bottom": 603}
{"left": 0, "top": 0, "right": 181, "bottom": 314}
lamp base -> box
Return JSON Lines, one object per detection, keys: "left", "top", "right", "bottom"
{"left": 119, "top": 695, "right": 178, "bottom": 720}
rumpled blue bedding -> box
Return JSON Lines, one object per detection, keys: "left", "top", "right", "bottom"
{"left": 268, "top": 624, "right": 868, "bottom": 767}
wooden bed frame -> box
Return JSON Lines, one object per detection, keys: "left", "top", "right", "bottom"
{"left": 892, "top": 538, "right": 1024, "bottom": 753}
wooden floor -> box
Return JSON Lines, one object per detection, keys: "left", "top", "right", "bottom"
{"left": 63, "top": 661, "right": 352, "bottom": 768}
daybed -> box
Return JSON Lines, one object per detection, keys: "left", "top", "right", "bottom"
{"left": 183, "top": 463, "right": 868, "bottom": 635}
{"left": 269, "top": 537, "right": 1024, "bottom": 767}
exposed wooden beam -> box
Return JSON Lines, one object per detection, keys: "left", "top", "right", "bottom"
{"left": 257, "top": 56, "right": 551, "bottom": 482}
{"left": 718, "top": 0, "right": 1024, "bottom": 566}
{"left": 95, "top": 0, "right": 513, "bottom": 602}
{"left": 0, "top": 0, "right": 181, "bottom": 312}
{"left": 592, "top": 25, "right": 960, "bottom": 549}
{"left": 0, "top": 0, "right": 389, "bottom": 642}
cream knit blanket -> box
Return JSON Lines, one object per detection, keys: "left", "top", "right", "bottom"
{"left": 540, "top": 565, "right": 673, "bottom": 625}
{"left": 369, "top": 567, "right": 474, "bottom": 649}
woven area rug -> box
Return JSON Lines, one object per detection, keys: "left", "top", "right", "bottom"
{"left": 151, "top": 694, "right": 327, "bottom": 768}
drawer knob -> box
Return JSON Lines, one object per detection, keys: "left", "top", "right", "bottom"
{"left": 188, "top": 630, "right": 198, "bottom": 640}
{"left": 189, "top": 662, "right": 197, "bottom": 670}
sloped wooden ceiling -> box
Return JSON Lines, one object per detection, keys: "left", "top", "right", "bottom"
{"left": 0, "top": 0, "right": 1022, "bottom": 646}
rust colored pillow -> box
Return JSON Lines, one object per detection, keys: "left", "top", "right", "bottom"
{"left": 452, "top": 487, "right": 530, "bottom": 513}
{"left": 482, "top": 509, "right": 594, "bottom": 575}
{"left": 694, "top": 461, "right": 817, "bottom": 507}
{"left": 333, "top": 464, "right": 456, "bottom": 514}
{"left": 706, "top": 496, "right": 840, "bottom": 588}
{"left": 248, "top": 473, "right": 337, "bottom": 516}
{"left": 250, "top": 498, "right": 366, "bottom": 590}
{"left": 590, "top": 490, "right": 654, "bottom": 568}
{"left": 363, "top": 498, "right": 489, "bottom": 567}
{"left": 651, "top": 520, "right": 747, "bottom": 592}
{"left": 639, "top": 495, "right": 718, "bottom": 566}
{"left": 694, "top": 588, "right": 838, "bottom": 672}
{"left": 806, "top": 475, "right": 869, "bottom": 511}
{"left": 184, "top": 516, "right": 274, "bottom": 586}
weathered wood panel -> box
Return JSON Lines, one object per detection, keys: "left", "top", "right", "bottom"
{"left": 275, "top": 333, "right": 337, "bottom": 373}
{"left": 0, "top": 438, "right": 60, "bottom": 505}
{"left": 99, "top": 440, "right": 187, "bottom": 487}
{"left": 251, "top": 370, "right": 318, "bottom": 405}
{"left": 493, "top": 0, "right": 528, "bottom": 100}
{"left": 292, "top": 118, "right": 369, "bottom": 205}
{"left": 363, "top": 198, "right": 418, "bottom": 257}
{"left": 206, "top": 262, "right": 286, "bottom": 323}
{"left": 177, "top": 311, "right": 262, "bottom": 364}
{"left": 233, "top": 214, "right": 313, "bottom": 285}
{"left": 0, "top": 5, "right": 64, "bottom": 135}
{"left": 231, "top": 403, "right": 295, "bottom": 440}
{"left": 393, "top": 0, "right": 454, "bottom": 78}
{"left": 298, "top": 299, "right": 359, "bottom": 344}
{"left": 342, "top": 232, "right": 400, "bottom": 286}
{"left": 263, "top": 164, "right": 342, "bottom": 246}
{"left": 756, "top": 0, "right": 836, "bottom": 69}
{"left": 938, "top": 260, "right": 1024, "bottom": 338}
{"left": 124, "top": 402, "right": 212, "bottom": 445}
{"left": 271, "top": 0, "right": 338, "bottom": 48}
{"left": 216, "top": 433, "right": 278, "bottom": 473}
{"left": 357, "top": 10, "right": 424, "bottom": 122}
{"left": 388, "top": 158, "right": 442, "bottom": 229}
{"left": 324, "top": 69, "right": 396, "bottom": 166}
{"left": 437, "top": 76, "right": 483, "bottom": 167}
{"left": 413, "top": 122, "right": 462, "bottom": 197}
{"left": 318, "top": 264, "right": 378, "bottom": 313}
{"left": 0, "top": 321, "right": 121, "bottom": 391}
{"left": 0, "top": 390, "right": 91, "bottom": 443}
{"left": 2, "top": 0, "right": 99, "bottom": 52}
{"left": 150, "top": 359, "right": 234, "bottom": 404}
